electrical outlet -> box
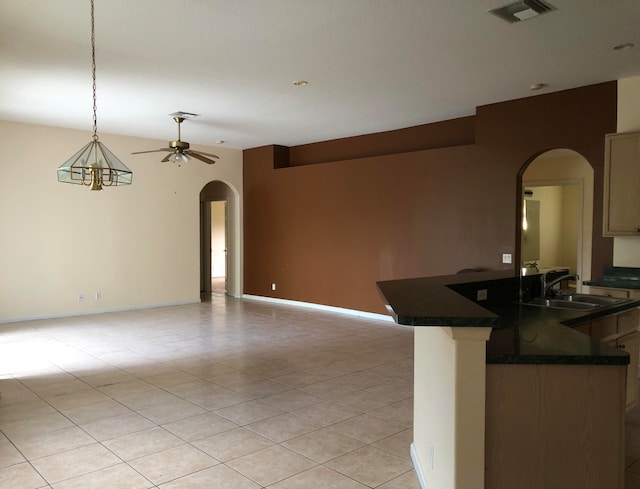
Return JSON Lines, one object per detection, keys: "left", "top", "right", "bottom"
{"left": 95, "top": 292, "right": 102, "bottom": 300}
{"left": 477, "top": 289, "right": 488, "bottom": 301}
{"left": 502, "top": 253, "right": 512, "bottom": 264}
{"left": 271, "top": 283, "right": 276, "bottom": 291}
{"left": 77, "top": 293, "right": 84, "bottom": 302}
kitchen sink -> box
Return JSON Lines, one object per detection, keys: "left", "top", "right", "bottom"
{"left": 520, "top": 294, "right": 632, "bottom": 311}
{"left": 522, "top": 298, "right": 601, "bottom": 310}
{"left": 557, "top": 293, "right": 630, "bottom": 306}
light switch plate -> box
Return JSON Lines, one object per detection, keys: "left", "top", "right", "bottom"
{"left": 502, "top": 253, "right": 512, "bottom": 264}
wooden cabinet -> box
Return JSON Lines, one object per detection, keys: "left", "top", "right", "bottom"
{"left": 618, "top": 308, "right": 640, "bottom": 334}
{"left": 619, "top": 331, "right": 639, "bottom": 407}
{"left": 587, "top": 285, "right": 630, "bottom": 298}
{"left": 603, "top": 131, "right": 640, "bottom": 236}
{"left": 485, "top": 364, "right": 626, "bottom": 489}
{"left": 573, "top": 307, "right": 639, "bottom": 409}
{"left": 590, "top": 314, "right": 618, "bottom": 339}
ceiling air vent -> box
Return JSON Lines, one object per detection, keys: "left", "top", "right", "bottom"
{"left": 489, "top": 0, "right": 556, "bottom": 23}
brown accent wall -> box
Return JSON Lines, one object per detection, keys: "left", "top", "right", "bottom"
{"left": 288, "top": 116, "right": 476, "bottom": 166}
{"left": 244, "top": 82, "right": 617, "bottom": 314}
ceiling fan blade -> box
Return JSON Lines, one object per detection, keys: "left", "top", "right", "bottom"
{"left": 131, "top": 148, "right": 173, "bottom": 154}
{"left": 161, "top": 153, "right": 172, "bottom": 162}
{"left": 190, "top": 149, "right": 219, "bottom": 158}
{"left": 189, "top": 152, "right": 217, "bottom": 165}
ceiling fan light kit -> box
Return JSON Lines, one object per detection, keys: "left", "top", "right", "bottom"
{"left": 168, "top": 152, "right": 190, "bottom": 164}
{"left": 56, "top": 0, "right": 132, "bottom": 191}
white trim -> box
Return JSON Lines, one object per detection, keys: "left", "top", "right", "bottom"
{"left": 411, "top": 442, "right": 428, "bottom": 489}
{"left": 0, "top": 300, "right": 201, "bottom": 325}
{"left": 242, "top": 294, "right": 394, "bottom": 322}
{"left": 1, "top": 294, "right": 394, "bottom": 325}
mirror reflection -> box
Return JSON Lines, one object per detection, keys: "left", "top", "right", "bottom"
{"left": 520, "top": 149, "right": 594, "bottom": 294}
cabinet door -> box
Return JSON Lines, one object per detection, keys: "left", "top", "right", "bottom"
{"left": 572, "top": 322, "right": 590, "bottom": 336}
{"left": 603, "top": 132, "right": 640, "bottom": 236}
{"left": 618, "top": 308, "right": 640, "bottom": 335}
{"left": 590, "top": 315, "right": 618, "bottom": 340}
{"left": 618, "top": 331, "right": 639, "bottom": 409}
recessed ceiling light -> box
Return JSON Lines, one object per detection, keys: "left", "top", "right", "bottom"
{"left": 293, "top": 80, "right": 309, "bottom": 86}
{"left": 614, "top": 42, "right": 634, "bottom": 51}
{"left": 530, "top": 83, "right": 547, "bottom": 91}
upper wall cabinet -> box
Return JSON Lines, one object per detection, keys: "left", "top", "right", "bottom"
{"left": 604, "top": 132, "right": 640, "bottom": 236}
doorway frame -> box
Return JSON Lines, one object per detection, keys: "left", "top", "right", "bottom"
{"left": 200, "top": 200, "right": 228, "bottom": 294}
{"left": 200, "top": 180, "right": 242, "bottom": 298}
{"left": 518, "top": 149, "right": 594, "bottom": 292}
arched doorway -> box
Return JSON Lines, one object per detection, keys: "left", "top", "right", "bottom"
{"left": 519, "top": 149, "right": 594, "bottom": 291}
{"left": 200, "top": 180, "right": 241, "bottom": 298}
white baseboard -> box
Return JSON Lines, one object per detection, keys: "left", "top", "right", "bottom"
{"left": 0, "top": 300, "right": 201, "bottom": 325}
{"left": 1, "top": 294, "right": 394, "bottom": 326}
{"left": 242, "top": 294, "right": 395, "bottom": 323}
{"left": 411, "top": 442, "right": 428, "bottom": 489}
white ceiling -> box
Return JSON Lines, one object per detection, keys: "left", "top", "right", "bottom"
{"left": 1, "top": 0, "right": 639, "bottom": 150}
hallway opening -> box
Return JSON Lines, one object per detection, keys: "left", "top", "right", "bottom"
{"left": 200, "top": 180, "right": 241, "bottom": 299}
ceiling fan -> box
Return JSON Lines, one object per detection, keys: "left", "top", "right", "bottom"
{"left": 132, "top": 115, "right": 219, "bottom": 165}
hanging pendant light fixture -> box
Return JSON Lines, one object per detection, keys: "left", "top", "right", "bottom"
{"left": 56, "top": 0, "right": 132, "bottom": 190}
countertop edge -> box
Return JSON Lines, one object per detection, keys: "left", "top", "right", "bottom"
{"left": 377, "top": 271, "right": 636, "bottom": 366}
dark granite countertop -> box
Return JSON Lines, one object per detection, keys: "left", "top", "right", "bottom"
{"left": 377, "top": 270, "right": 638, "bottom": 366}
{"left": 377, "top": 270, "right": 511, "bottom": 327}
{"left": 484, "top": 302, "right": 632, "bottom": 365}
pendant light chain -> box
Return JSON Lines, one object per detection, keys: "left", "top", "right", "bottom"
{"left": 90, "top": 0, "right": 98, "bottom": 142}
{"left": 56, "top": 0, "right": 133, "bottom": 188}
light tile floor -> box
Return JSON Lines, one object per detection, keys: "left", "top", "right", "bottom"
{"left": 2, "top": 294, "right": 640, "bottom": 488}
{"left": 0, "top": 295, "right": 418, "bottom": 488}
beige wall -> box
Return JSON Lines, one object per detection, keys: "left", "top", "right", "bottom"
{"left": 523, "top": 185, "right": 580, "bottom": 274}
{"left": 413, "top": 326, "right": 492, "bottom": 489}
{"left": 534, "top": 186, "right": 564, "bottom": 267}
{"left": 211, "top": 201, "right": 226, "bottom": 277}
{"left": 562, "top": 185, "right": 581, "bottom": 273}
{"left": 0, "top": 120, "right": 243, "bottom": 322}
{"left": 613, "top": 76, "right": 640, "bottom": 266}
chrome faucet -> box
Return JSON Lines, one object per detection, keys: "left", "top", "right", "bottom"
{"left": 541, "top": 272, "right": 579, "bottom": 298}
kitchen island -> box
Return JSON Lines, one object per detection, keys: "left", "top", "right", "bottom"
{"left": 377, "top": 270, "right": 637, "bottom": 489}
